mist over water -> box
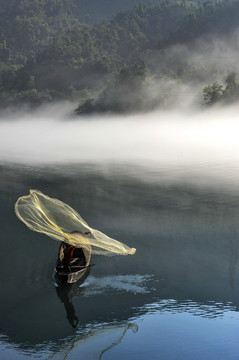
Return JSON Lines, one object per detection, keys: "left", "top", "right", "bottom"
{"left": 1, "top": 103, "right": 239, "bottom": 359}
{"left": 1, "top": 5, "right": 239, "bottom": 359}
{"left": 1, "top": 104, "right": 239, "bottom": 190}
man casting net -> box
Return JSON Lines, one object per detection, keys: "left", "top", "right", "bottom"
{"left": 15, "top": 190, "right": 136, "bottom": 256}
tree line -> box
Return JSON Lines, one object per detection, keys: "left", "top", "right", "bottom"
{"left": 1, "top": 0, "right": 239, "bottom": 112}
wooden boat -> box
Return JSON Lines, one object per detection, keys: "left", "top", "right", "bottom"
{"left": 54, "top": 242, "right": 92, "bottom": 284}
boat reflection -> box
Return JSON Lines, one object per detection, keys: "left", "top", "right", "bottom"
{"left": 55, "top": 268, "right": 91, "bottom": 328}
{"left": 56, "top": 284, "right": 79, "bottom": 328}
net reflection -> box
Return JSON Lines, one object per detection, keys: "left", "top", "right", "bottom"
{"left": 47, "top": 323, "right": 138, "bottom": 360}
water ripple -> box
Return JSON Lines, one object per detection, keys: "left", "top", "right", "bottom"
{"left": 81, "top": 274, "right": 154, "bottom": 296}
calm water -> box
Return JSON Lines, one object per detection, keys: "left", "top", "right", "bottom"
{"left": 0, "top": 110, "right": 239, "bottom": 359}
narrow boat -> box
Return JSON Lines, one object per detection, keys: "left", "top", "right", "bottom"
{"left": 54, "top": 242, "right": 92, "bottom": 284}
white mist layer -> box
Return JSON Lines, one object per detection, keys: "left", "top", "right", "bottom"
{"left": 1, "top": 104, "right": 239, "bottom": 186}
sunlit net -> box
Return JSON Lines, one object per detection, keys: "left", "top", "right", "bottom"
{"left": 15, "top": 190, "right": 136, "bottom": 256}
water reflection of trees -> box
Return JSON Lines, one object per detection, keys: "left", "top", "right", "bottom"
{"left": 1, "top": 165, "right": 239, "bottom": 357}
{"left": 0, "top": 293, "right": 238, "bottom": 358}
{"left": 141, "top": 299, "right": 238, "bottom": 319}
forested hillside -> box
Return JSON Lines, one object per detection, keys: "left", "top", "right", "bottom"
{"left": 0, "top": 0, "right": 152, "bottom": 54}
{"left": 160, "top": 0, "right": 239, "bottom": 47}
{"left": 1, "top": 0, "right": 239, "bottom": 112}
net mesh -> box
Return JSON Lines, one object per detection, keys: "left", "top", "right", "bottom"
{"left": 15, "top": 190, "right": 136, "bottom": 256}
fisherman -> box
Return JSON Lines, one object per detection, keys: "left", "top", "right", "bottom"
{"left": 62, "top": 243, "right": 75, "bottom": 272}
{"left": 62, "top": 231, "right": 91, "bottom": 272}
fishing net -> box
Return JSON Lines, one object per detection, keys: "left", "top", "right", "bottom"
{"left": 15, "top": 190, "right": 136, "bottom": 256}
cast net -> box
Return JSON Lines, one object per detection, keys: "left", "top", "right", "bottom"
{"left": 15, "top": 190, "right": 136, "bottom": 256}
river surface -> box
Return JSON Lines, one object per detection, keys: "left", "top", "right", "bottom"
{"left": 0, "top": 108, "right": 239, "bottom": 359}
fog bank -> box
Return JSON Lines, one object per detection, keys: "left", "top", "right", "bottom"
{"left": 1, "top": 104, "right": 239, "bottom": 185}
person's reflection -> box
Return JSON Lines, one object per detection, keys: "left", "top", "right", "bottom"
{"left": 55, "top": 269, "right": 90, "bottom": 328}
{"left": 56, "top": 284, "right": 79, "bottom": 327}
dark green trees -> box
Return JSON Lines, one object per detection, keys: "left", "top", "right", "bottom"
{"left": 1, "top": 0, "right": 239, "bottom": 111}
{"left": 203, "top": 72, "right": 239, "bottom": 106}
{"left": 203, "top": 82, "right": 224, "bottom": 106}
